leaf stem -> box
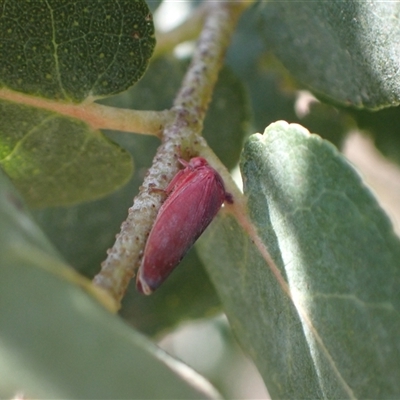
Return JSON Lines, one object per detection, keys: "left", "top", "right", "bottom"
{"left": 0, "top": 88, "right": 171, "bottom": 136}
{"left": 92, "top": 1, "right": 248, "bottom": 305}
{"left": 78, "top": 103, "right": 170, "bottom": 137}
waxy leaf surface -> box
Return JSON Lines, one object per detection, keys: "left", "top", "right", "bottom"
{"left": 0, "top": 0, "right": 155, "bottom": 206}
{"left": 198, "top": 121, "right": 400, "bottom": 398}
{"left": 0, "top": 0, "right": 155, "bottom": 101}
{"left": 0, "top": 100, "right": 132, "bottom": 207}
{"left": 0, "top": 168, "right": 221, "bottom": 399}
{"left": 257, "top": 1, "right": 400, "bottom": 109}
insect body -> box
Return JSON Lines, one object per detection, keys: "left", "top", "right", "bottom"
{"left": 137, "top": 157, "right": 233, "bottom": 295}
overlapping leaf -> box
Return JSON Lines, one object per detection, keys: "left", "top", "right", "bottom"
{"left": 0, "top": 0, "right": 156, "bottom": 206}
{"left": 0, "top": 168, "right": 221, "bottom": 399}
{"left": 198, "top": 121, "right": 400, "bottom": 398}
{"left": 0, "top": 0, "right": 155, "bottom": 101}
{"left": 256, "top": 1, "right": 400, "bottom": 109}
{"left": 0, "top": 100, "right": 132, "bottom": 207}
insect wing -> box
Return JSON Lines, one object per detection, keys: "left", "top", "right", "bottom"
{"left": 164, "top": 157, "right": 208, "bottom": 195}
{"left": 137, "top": 166, "right": 226, "bottom": 294}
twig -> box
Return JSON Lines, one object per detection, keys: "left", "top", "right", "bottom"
{"left": 92, "top": 1, "right": 248, "bottom": 305}
{"left": 0, "top": 88, "right": 171, "bottom": 136}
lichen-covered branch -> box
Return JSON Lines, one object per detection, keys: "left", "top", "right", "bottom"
{"left": 93, "top": 1, "right": 249, "bottom": 305}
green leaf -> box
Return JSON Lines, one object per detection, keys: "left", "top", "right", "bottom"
{"left": 198, "top": 121, "right": 400, "bottom": 398}
{"left": 0, "top": 0, "right": 155, "bottom": 206}
{"left": 0, "top": 168, "right": 221, "bottom": 399}
{"left": 0, "top": 0, "right": 155, "bottom": 102}
{"left": 256, "top": 1, "right": 400, "bottom": 109}
{"left": 0, "top": 100, "right": 133, "bottom": 207}
{"left": 227, "top": 9, "right": 351, "bottom": 150}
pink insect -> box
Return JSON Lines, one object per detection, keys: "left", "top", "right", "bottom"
{"left": 137, "top": 156, "right": 233, "bottom": 295}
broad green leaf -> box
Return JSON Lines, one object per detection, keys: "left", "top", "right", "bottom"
{"left": 227, "top": 8, "right": 351, "bottom": 149}
{"left": 256, "top": 1, "right": 400, "bottom": 109}
{"left": 32, "top": 131, "right": 221, "bottom": 336}
{"left": 0, "top": 168, "right": 221, "bottom": 399}
{"left": 0, "top": 0, "right": 155, "bottom": 206}
{"left": 0, "top": 100, "right": 132, "bottom": 207}
{"left": 0, "top": 0, "right": 155, "bottom": 102}
{"left": 198, "top": 121, "right": 400, "bottom": 398}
